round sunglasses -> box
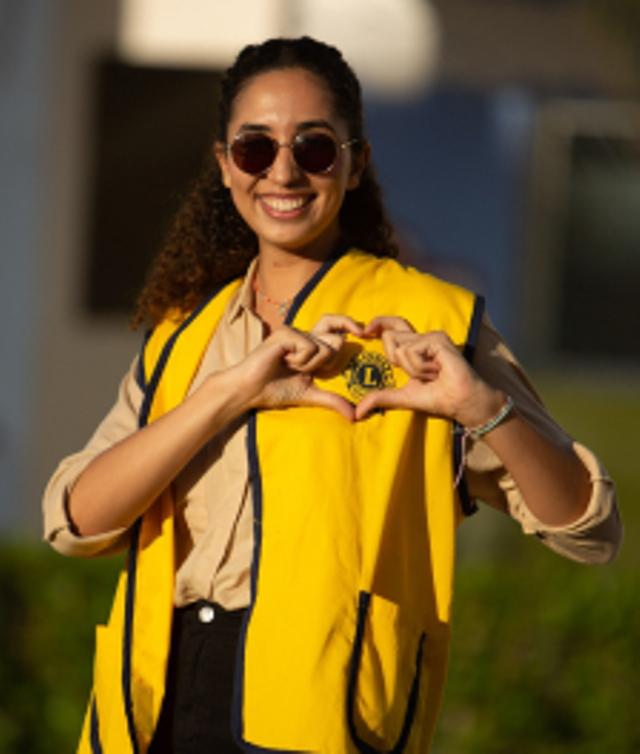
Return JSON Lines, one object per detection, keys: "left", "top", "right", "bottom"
{"left": 226, "top": 131, "right": 359, "bottom": 176}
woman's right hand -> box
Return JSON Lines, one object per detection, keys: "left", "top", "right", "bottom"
{"left": 67, "top": 319, "right": 358, "bottom": 536}
{"left": 228, "top": 325, "right": 356, "bottom": 421}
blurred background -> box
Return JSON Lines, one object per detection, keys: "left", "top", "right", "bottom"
{"left": 1, "top": 0, "right": 639, "bottom": 751}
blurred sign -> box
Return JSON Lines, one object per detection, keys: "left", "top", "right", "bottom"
{"left": 118, "top": 0, "right": 440, "bottom": 97}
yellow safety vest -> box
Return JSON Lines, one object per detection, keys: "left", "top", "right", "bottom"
{"left": 78, "top": 248, "right": 483, "bottom": 754}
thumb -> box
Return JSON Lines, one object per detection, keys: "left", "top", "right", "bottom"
{"left": 355, "top": 388, "right": 410, "bottom": 420}
{"left": 302, "top": 384, "right": 355, "bottom": 422}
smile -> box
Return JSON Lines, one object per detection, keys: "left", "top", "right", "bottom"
{"left": 259, "top": 194, "right": 314, "bottom": 217}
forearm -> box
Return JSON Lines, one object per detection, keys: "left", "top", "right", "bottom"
{"left": 69, "top": 370, "right": 248, "bottom": 536}
{"left": 466, "top": 387, "right": 592, "bottom": 527}
{"left": 356, "top": 319, "right": 598, "bottom": 531}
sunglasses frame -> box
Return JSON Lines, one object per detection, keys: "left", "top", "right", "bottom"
{"left": 225, "top": 131, "right": 360, "bottom": 176}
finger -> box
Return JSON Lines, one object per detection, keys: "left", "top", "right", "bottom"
{"left": 403, "top": 332, "right": 465, "bottom": 375}
{"left": 380, "top": 330, "right": 403, "bottom": 365}
{"left": 422, "top": 330, "right": 459, "bottom": 355}
{"left": 278, "top": 325, "right": 345, "bottom": 365}
{"left": 302, "top": 384, "right": 355, "bottom": 422}
{"left": 363, "top": 316, "right": 415, "bottom": 338}
{"left": 311, "top": 335, "right": 346, "bottom": 379}
{"left": 314, "top": 332, "right": 344, "bottom": 352}
{"left": 395, "top": 342, "right": 438, "bottom": 380}
{"left": 279, "top": 329, "right": 328, "bottom": 370}
{"left": 285, "top": 337, "right": 337, "bottom": 374}
{"left": 282, "top": 340, "right": 319, "bottom": 370}
{"left": 355, "top": 387, "right": 412, "bottom": 420}
{"left": 408, "top": 344, "right": 441, "bottom": 378}
{"left": 312, "top": 314, "right": 364, "bottom": 338}
{"left": 380, "top": 330, "right": 418, "bottom": 366}
{"left": 393, "top": 343, "right": 421, "bottom": 377}
{"left": 241, "top": 338, "right": 294, "bottom": 390}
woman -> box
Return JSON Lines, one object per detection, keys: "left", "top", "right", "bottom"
{"left": 43, "top": 37, "right": 621, "bottom": 754}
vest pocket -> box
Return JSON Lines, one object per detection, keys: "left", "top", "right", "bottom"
{"left": 346, "top": 591, "right": 426, "bottom": 753}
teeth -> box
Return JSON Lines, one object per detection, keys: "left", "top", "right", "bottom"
{"left": 262, "top": 196, "right": 308, "bottom": 212}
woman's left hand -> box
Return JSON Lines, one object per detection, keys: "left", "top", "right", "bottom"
{"left": 356, "top": 317, "right": 593, "bottom": 529}
{"left": 355, "top": 317, "right": 505, "bottom": 426}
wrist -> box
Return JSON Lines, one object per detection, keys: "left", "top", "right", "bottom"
{"left": 200, "top": 368, "right": 253, "bottom": 423}
{"left": 464, "top": 394, "right": 515, "bottom": 440}
{"left": 455, "top": 384, "right": 508, "bottom": 429}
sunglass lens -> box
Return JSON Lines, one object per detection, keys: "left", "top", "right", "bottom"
{"left": 294, "top": 133, "right": 338, "bottom": 173}
{"left": 231, "top": 134, "right": 276, "bottom": 175}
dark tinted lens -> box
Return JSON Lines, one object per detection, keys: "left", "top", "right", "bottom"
{"left": 231, "top": 134, "right": 277, "bottom": 174}
{"left": 293, "top": 133, "right": 338, "bottom": 173}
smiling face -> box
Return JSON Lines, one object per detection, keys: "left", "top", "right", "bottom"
{"left": 216, "top": 67, "right": 365, "bottom": 261}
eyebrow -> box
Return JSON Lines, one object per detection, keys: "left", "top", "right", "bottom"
{"left": 297, "top": 120, "right": 337, "bottom": 133}
{"left": 236, "top": 119, "right": 338, "bottom": 135}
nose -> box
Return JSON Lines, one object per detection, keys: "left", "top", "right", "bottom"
{"left": 267, "top": 143, "right": 303, "bottom": 185}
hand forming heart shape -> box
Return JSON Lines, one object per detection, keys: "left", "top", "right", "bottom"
{"left": 239, "top": 313, "right": 492, "bottom": 427}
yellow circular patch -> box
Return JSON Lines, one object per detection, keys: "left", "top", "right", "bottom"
{"left": 344, "top": 350, "right": 396, "bottom": 401}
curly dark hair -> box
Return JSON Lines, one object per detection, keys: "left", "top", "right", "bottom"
{"left": 132, "top": 36, "right": 398, "bottom": 328}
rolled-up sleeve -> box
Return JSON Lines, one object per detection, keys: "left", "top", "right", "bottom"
{"left": 42, "top": 357, "right": 143, "bottom": 558}
{"left": 465, "top": 315, "right": 622, "bottom": 564}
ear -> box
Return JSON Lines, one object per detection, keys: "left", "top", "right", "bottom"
{"left": 347, "top": 140, "right": 371, "bottom": 191}
{"left": 215, "top": 142, "right": 231, "bottom": 188}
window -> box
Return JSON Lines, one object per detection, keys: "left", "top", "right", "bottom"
{"left": 524, "top": 100, "right": 640, "bottom": 364}
{"left": 559, "top": 134, "right": 640, "bottom": 358}
{"left": 85, "top": 60, "right": 221, "bottom": 315}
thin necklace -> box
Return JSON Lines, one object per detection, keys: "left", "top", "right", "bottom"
{"left": 252, "top": 276, "right": 294, "bottom": 318}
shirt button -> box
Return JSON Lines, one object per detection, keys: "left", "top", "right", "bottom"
{"left": 198, "top": 605, "right": 215, "bottom": 624}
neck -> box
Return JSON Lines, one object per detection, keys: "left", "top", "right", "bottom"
{"left": 255, "top": 251, "right": 320, "bottom": 302}
{"left": 256, "top": 232, "right": 342, "bottom": 302}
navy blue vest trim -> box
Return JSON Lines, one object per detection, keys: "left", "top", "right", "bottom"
{"left": 138, "top": 293, "right": 219, "bottom": 428}
{"left": 118, "top": 280, "right": 236, "bottom": 751}
{"left": 122, "top": 519, "right": 141, "bottom": 754}
{"left": 90, "top": 697, "right": 103, "bottom": 754}
{"left": 233, "top": 412, "right": 299, "bottom": 753}
{"left": 454, "top": 449, "right": 477, "bottom": 518}
{"left": 285, "top": 242, "right": 349, "bottom": 326}
{"left": 232, "top": 410, "right": 261, "bottom": 748}
{"left": 246, "top": 412, "right": 263, "bottom": 604}
{"left": 346, "top": 591, "right": 426, "bottom": 754}
{"left": 454, "top": 294, "right": 486, "bottom": 517}
{"left": 135, "top": 330, "right": 153, "bottom": 391}
{"left": 233, "top": 250, "right": 347, "bottom": 750}
{"left": 463, "top": 294, "right": 485, "bottom": 364}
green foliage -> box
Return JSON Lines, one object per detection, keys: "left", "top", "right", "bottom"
{"left": 433, "top": 372, "right": 640, "bottom": 753}
{"left": 0, "top": 547, "right": 120, "bottom": 754}
{"left": 435, "top": 552, "right": 639, "bottom": 754}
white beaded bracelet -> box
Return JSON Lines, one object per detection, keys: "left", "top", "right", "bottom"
{"left": 464, "top": 396, "right": 515, "bottom": 440}
{"left": 453, "top": 396, "right": 515, "bottom": 489}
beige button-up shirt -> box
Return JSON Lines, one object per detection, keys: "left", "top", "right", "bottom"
{"left": 43, "top": 262, "right": 622, "bottom": 608}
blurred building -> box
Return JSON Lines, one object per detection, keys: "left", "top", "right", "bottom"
{"left": 371, "top": 0, "right": 640, "bottom": 356}
{"left": 1, "top": 0, "right": 639, "bottom": 535}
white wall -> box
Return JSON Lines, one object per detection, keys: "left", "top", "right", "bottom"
{"left": 1, "top": 0, "right": 58, "bottom": 533}
{"left": 0, "top": 0, "right": 139, "bottom": 536}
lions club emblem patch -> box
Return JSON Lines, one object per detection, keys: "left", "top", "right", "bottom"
{"left": 344, "top": 350, "right": 395, "bottom": 401}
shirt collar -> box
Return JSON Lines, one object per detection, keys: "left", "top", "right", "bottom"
{"left": 226, "top": 256, "right": 259, "bottom": 324}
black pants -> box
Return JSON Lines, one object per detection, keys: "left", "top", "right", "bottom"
{"left": 148, "top": 601, "right": 247, "bottom": 754}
